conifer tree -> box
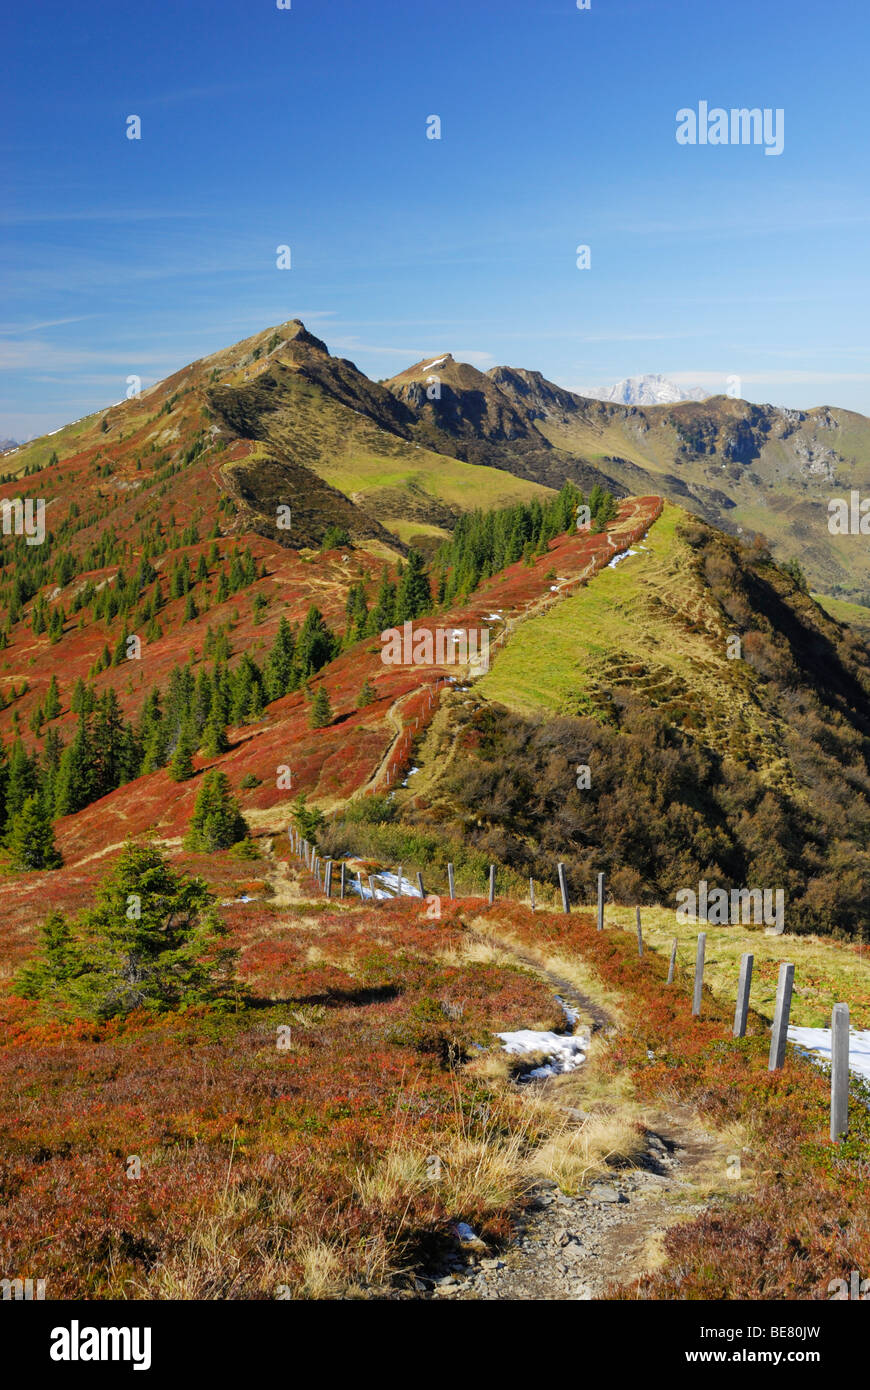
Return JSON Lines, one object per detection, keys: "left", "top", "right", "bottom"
{"left": 28, "top": 841, "right": 237, "bottom": 1018}
{"left": 184, "top": 770, "right": 248, "bottom": 852}
{"left": 15, "top": 910, "right": 82, "bottom": 998}
{"left": 202, "top": 710, "right": 229, "bottom": 757}
{"left": 54, "top": 714, "right": 95, "bottom": 816}
{"left": 310, "top": 686, "right": 333, "bottom": 728}
{"left": 369, "top": 568, "right": 396, "bottom": 633}
{"left": 43, "top": 674, "right": 61, "bottom": 721}
{"left": 169, "top": 724, "right": 196, "bottom": 782}
{"left": 265, "top": 616, "right": 296, "bottom": 699}
{"left": 6, "top": 793, "right": 62, "bottom": 870}
{"left": 6, "top": 737, "right": 39, "bottom": 820}
{"left": 356, "top": 678, "right": 375, "bottom": 708}
{"left": 294, "top": 606, "right": 336, "bottom": 677}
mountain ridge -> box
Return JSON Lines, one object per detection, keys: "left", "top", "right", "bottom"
{"left": 7, "top": 317, "right": 870, "bottom": 601}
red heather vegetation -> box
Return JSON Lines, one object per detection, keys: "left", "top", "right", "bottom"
{"left": 477, "top": 902, "right": 870, "bottom": 1300}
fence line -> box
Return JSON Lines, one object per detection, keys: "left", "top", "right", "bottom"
{"left": 282, "top": 826, "right": 853, "bottom": 1141}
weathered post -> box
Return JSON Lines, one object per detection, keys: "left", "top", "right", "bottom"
{"left": 529, "top": 878, "right": 536, "bottom": 912}
{"left": 340, "top": 863, "right": 346, "bottom": 900}
{"left": 488, "top": 864, "right": 496, "bottom": 906}
{"left": 636, "top": 906, "right": 643, "bottom": 957}
{"left": 733, "top": 953, "right": 754, "bottom": 1038}
{"left": 416, "top": 871, "right": 425, "bottom": 898}
{"left": 768, "top": 962, "right": 795, "bottom": 1071}
{"left": 831, "top": 1002, "right": 850, "bottom": 1143}
{"left": 597, "top": 872, "right": 604, "bottom": 932}
{"left": 692, "top": 933, "right": 706, "bottom": 1017}
{"left": 667, "top": 937, "right": 678, "bottom": 985}
{"left": 557, "top": 862, "right": 570, "bottom": 914}
{"left": 368, "top": 874, "right": 378, "bottom": 904}
{"left": 447, "top": 863, "right": 455, "bottom": 899}
{"left": 324, "top": 860, "right": 332, "bottom": 898}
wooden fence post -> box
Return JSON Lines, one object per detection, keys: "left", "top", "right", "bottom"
{"left": 597, "top": 873, "right": 604, "bottom": 932}
{"left": 529, "top": 878, "right": 536, "bottom": 912}
{"left": 768, "top": 963, "right": 795, "bottom": 1071}
{"left": 636, "top": 906, "right": 643, "bottom": 957}
{"left": 340, "top": 863, "right": 346, "bottom": 900}
{"left": 488, "top": 864, "right": 496, "bottom": 906}
{"left": 324, "top": 860, "right": 332, "bottom": 898}
{"left": 733, "top": 953, "right": 754, "bottom": 1038}
{"left": 667, "top": 937, "right": 677, "bottom": 984}
{"left": 447, "top": 863, "right": 455, "bottom": 900}
{"left": 416, "top": 871, "right": 425, "bottom": 898}
{"left": 831, "top": 1002, "right": 850, "bottom": 1143}
{"left": 557, "top": 862, "right": 570, "bottom": 914}
{"left": 368, "top": 874, "right": 378, "bottom": 904}
{"left": 692, "top": 933, "right": 706, "bottom": 1017}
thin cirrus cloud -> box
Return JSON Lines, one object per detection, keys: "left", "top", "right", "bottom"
{"left": 0, "top": 341, "right": 179, "bottom": 371}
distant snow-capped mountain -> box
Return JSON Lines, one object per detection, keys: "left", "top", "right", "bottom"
{"left": 582, "top": 374, "right": 709, "bottom": 407}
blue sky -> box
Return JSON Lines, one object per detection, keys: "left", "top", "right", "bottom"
{"left": 2, "top": 0, "right": 869, "bottom": 438}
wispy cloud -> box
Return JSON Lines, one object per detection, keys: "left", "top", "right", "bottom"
{"left": 0, "top": 316, "right": 97, "bottom": 334}
{"left": 0, "top": 208, "right": 203, "bottom": 227}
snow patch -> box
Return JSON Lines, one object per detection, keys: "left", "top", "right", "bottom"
{"left": 496, "top": 1028, "right": 587, "bottom": 1080}
{"left": 607, "top": 549, "right": 638, "bottom": 569}
{"left": 376, "top": 870, "right": 423, "bottom": 899}
{"left": 788, "top": 1027, "right": 870, "bottom": 1084}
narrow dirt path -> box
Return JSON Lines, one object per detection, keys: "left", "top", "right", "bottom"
{"left": 419, "top": 921, "right": 737, "bottom": 1301}
{"left": 436, "top": 1103, "right": 732, "bottom": 1300}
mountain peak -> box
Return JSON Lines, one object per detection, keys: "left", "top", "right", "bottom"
{"left": 386, "top": 353, "right": 456, "bottom": 385}
{"left": 582, "top": 373, "right": 709, "bottom": 407}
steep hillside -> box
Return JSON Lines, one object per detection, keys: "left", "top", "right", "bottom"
{"left": 378, "top": 503, "right": 870, "bottom": 937}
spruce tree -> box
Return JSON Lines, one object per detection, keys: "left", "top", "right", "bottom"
{"left": 294, "top": 606, "right": 336, "bottom": 677}
{"left": 6, "top": 794, "right": 62, "bottom": 870}
{"left": 169, "top": 725, "right": 196, "bottom": 782}
{"left": 15, "top": 910, "right": 83, "bottom": 999}
{"left": 6, "top": 737, "right": 39, "bottom": 819}
{"left": 369, "top": 568, "right": 396, "bottom": 633}
{"left": 356, "top": 678, "right": 375, "bottom": 708}
{"left": 203, "top": 710, "right": 230, "bottom": 757}
{"left": 46, "top": 841, "right": 235, "bottom": 1018}
{"left": 184, "top": 770, "right": 248, "bottom": 852}
{"left": 43, "top": 674, "right": 61, "bottom": 721}
{"left": 310, "top": 686, "right": 333, "bottom": 728}
{"left": 265, "top": 616, "right": 296, "bottom": 699}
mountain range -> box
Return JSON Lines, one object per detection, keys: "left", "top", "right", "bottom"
{"left": 9, "top": 319, "right": 870, "bottom": 608}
